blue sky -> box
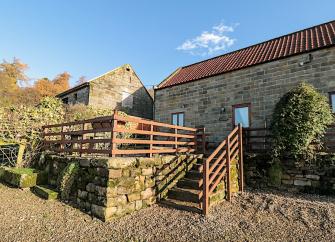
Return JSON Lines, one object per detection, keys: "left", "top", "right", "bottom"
{"left": 0, "top": 0, "right": 334, "bottom": 88}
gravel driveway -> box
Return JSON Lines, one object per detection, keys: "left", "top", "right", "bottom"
{"left": 0, "top": 182, "right": 334, "bottom": 242}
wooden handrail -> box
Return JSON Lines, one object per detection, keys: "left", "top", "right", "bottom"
{"left": 244, "top": 125, "right": 335, "bottom": 153}
{"left": 202, "top": 124, "right": 244, "bottom": 215}
{"left": 43, "top": 111, "right": 202, "bottom": 157}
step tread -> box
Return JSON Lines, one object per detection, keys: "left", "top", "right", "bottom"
{"left": 177, "top": 179, "right": 201, "bottom": 190}
{"left": 33, "top": 185, "right": 58, "bottom": 200}
{"left": 159, "top": 198, "right": 201, "bottom": 213}
{"left": 169, "top": 187, "right": 200, "bottom": 195}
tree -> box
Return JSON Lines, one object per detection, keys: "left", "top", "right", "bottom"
{"left": 53, "top": 72, "right": 70, "bottom": 93}
{"left": 33, "top": 72, "right": 71, "bottom": 99}
{"left": 0, "top": 58, "right": 29, "bottom": 106}
{"left": 76, "top": 76, "right": 88, "bottom": 86}
{"left": 0, "top": 57, "right": 72, "bottom": 106}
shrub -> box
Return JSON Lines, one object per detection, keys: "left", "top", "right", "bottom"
{"left": 64, "top": 104, "right": 115, "bottom": 121}
{"left": 0, "top": 100, "right": 134, "bottom": 167}
{"left": 0, "top": 97, "right": 65, "bottom": 166}
{"left": 270, "top": 83, "right": 333, "bottom": 161}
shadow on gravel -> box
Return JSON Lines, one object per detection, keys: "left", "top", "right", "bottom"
{"left": 245, "top": 187, "right": 335, "bottom": 203}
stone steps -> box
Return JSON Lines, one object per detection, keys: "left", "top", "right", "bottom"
{"left": 159, "top": 198, "right": 201, "bottom": 213}
{"left": 161, "top": 154, "right": 229, "bottom": 213}
{"left": 32, "top": 185, "right": 59, "bottom": 200}
{"left": 168, "top": 187, "right": 200, "bottom": 203}
{"left": 177, "top": 177, "right": 201, "bottom": 190}
{"left": 185, "top": 170, "right": 203, "bottom": 179}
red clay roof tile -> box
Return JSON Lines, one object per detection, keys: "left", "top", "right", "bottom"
{"left": 158, "top": 20, "right": 335, "bottom": 89}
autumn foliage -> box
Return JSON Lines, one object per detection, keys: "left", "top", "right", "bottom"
{"left": 0, "top": 58, "right": 71, "bottom": 106}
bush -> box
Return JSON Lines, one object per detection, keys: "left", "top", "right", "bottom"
{"left": 0, "top": 100, "right": 134, "bottom": 167}
{"left": 64, "top": 104, "right": 115, "bottom": 121}
{"left": 0, "top": 97, "right": 65, "bottom": 166}
{"left": 270, "top": 83, "right": 333, "bottom": 161}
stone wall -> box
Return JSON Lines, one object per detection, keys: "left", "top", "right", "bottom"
{"left": 245, "top": 154, "right": 335, "bottom": 195}
{"left": 89, "top": 64, "right": 153, "bottom": 119}
{"left": 155, "top": 47, "right": 335, "bottom": 143}
{"left": 58, "top": 85, "right": 90, "bottom": 106}
{"left": 58, "top": 64, "right": 153, "bottom": 119}
{"left": 46, "top": 154, "right": 200, "bottom": 221}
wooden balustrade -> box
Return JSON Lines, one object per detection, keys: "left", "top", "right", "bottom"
{"left": 43, "top": 111, "right": 205, "bottom": 157}
{"left": 244, "top": 124, "right": 335, "bottom": 153}
{"left": 202, "top": 124, "right": 244, "bottom": 215}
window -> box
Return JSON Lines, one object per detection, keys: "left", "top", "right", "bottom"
{"left": 73, "top": 93, "right": 78, "bottom": 103}
{"left": 172, "top": 112, "right": 185, "bottom": 126}
{"left": 329, "top": 92, "right": 335, "bottom": 113}
{"left": 62, "top": 97, "right": 69, "bottom": 105}
{"left": 233, "top": 104, "right": 250, "bottom": 128}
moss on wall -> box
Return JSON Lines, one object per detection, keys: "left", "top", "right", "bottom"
{"left": 268, "top": 161, "right": 283, "bottom": 186}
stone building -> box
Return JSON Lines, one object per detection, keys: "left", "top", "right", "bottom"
{"left": 57, "top": 64, "right": 153, "bottom": 119}
{"left": 155, "top": 20, "right": 335, "bottom": 143}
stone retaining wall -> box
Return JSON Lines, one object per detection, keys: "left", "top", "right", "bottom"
{"left": 46, "top": 154, "right": 200, "bottom": 221}
{"left": 245, "top": 154, "right": 335, "bottom": 195}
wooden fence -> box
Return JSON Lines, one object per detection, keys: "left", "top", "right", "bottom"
{"left": 201, "top": 124, "right": 243, "bottom": 215}
{"left": 43, "top": 112, "right": 205, "bottom": 157}
{"left": 243, "top": 124, "right": 335, "bottom": 153}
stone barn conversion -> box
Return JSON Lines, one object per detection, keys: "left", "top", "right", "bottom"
{"left": 154, "top": 20, "right": 335, "bottom": 143}
{"left": 57, "top": 64, "right": 153, "bottom": 119}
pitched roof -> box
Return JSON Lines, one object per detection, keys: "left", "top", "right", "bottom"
{"left": 158, "top": 20, "right": 335, "bottom": 89}
{"left": 56, "top": 81, "right": 89, "bottom": 97}
{"left": 57, "top": 64, "right": 132, "bottom": 97}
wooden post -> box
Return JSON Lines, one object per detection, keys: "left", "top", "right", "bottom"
{"left": 175, "top": 128, "right": 178, "bottom": 153}
{"left": 79, "top": 122, "right": 85, "bottom": 157}
{"left": 226, "top": 136, "right": 231, "bottom": 201}
{"left": 238, "top": 124, "right": 244, "bottom": 192}
{"left": 149, "top": 124, "right": 153, "bottom": 157}
{"left": 202, "top": 158, "right": 209, "bottom": 215}
{"left": 111, "top": 112, "right": 118, "bottom": 157}
{"left": 60, "top": 125, "right": 65, "bottom": 152}
{"left": 202, "top": 128, "right": 206, "bottom": 155}
{"left": 194, "top": 129, "right": 198, "bottom": 154}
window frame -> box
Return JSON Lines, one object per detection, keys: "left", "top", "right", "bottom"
{"left": 232, "top": 103, "right": 251, "bottom": 128}
{"left": 329, "top": 91, "right": 335, "bottom": 113}
{"left": 171, "top": 112, "right": 185, "bottom": 126}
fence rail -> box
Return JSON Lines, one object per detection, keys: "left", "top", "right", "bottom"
{"left": 202, "top": 124, "right": 243, "bottom": 215}
{"left": 243, "top": 124, "right": 335, "bottom": 153}
{"left": 43, "top": 111, "right": 205, "bottom": 157}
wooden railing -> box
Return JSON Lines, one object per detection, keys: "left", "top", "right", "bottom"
{"left": 243, "top": 127, "right": 271, "bottom": 153}
{"left": 43, "top": 111, "right": 204, "bottom": 157}
{"left": 244, "top": 124, "right": 335, "bottom": 153}
{"left": 202, "top": 124, "right": 244, "bottom": 215}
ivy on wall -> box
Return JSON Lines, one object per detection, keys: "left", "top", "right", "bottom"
{"left": 0, "top": 98, "right": 132, "bottom": 167}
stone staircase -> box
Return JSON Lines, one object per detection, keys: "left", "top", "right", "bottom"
{"left": 160, "top": 155, "right": 226, "bottom": 213}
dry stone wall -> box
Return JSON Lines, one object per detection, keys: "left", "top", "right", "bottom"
{"left": 46, "top": 154, "right": 200, "bottom": 221}
{"left": 245, "top": 154, "right": 335, "bottom": 195}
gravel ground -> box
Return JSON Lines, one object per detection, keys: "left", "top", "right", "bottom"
{"left": 0, "top": 183, "right": 334, "bottom": 242}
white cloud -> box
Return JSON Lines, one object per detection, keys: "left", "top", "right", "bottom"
{"left": 177, "top": 22, "right": 238, "bottom": 56}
